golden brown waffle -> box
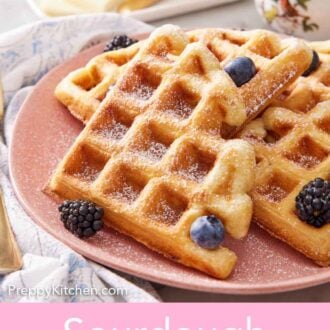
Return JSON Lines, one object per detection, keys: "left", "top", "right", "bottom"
{"left": 47, "top": 25, "right": 258, "bottom": 279}
{"left": 239, "top": 41, "right": 330, "bottom": 266}
{"left": 55, "top": 41, "right": 141, "bottom": 122}
{"left": 55, "top": 27, "right": 313, "bottom": 137}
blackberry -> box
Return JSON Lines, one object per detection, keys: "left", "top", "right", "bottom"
{"left": 302, "top": 50, "right": 320, "bottom": 77}
{"left": 58, "top": 200, "right": 104, "bottom": 238}
{"left": 295, "top": 178, "right": 330, "bottom": 228}
{"left": 104, "top": 35, "right": 138, "bottom": 52}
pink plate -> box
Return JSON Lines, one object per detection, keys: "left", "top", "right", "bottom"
{"left": 9, "top": 42, "right": 330, "bottom": 294}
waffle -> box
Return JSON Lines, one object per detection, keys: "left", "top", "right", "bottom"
{"left": 239, "top": 40, "right": 330, "bottom": 266}
{"left": 47, "top": 25, "right": 258, "bottom": 279}
{"left": 55, "top": 41, "right": 141, "bottom": 123}
{"left": 55, "top": 27, "right": 313, "bottom": 137}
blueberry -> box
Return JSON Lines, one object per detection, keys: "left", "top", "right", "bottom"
{"left": 224, "top": 56, "right": 257, "bottom": 87}
{"left": 302, "top": 50, "right": 320, "bottom": 77}
{"left": 190, "top": 215, "right": 225, "bottom": 249}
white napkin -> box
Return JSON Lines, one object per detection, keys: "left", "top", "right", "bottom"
{"left": 0, "top": 13, "right": 159, "bottom": 303}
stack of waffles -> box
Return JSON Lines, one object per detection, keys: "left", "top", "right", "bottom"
{"left": 239, "top": 41, "right": 330, "bottom": 266}
{"left": 46, "top": 25, "right": 330, "bottom": 279}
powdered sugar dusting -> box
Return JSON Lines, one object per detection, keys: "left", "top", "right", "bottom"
{"left": 246, "top": 68, "right": 296, "bottom": 116}
{"left": 73, "top": 162, "right": 100, "bottom": 182}
{"left": 226, "top": 224, "right": 321, "bottom": 284}
{"left": 138, "top": 141, "right": 168, "bottom": 162}
{"left": 317, "top": 116, "right": 330, "bottom": 134}
{"left": 110, "top": 182, "right": 141, "bottom": 204}
{"left": 131, "top": 84, "right": 155, "bottom": 101}
{"left": 284, "top": 136, "right": 329, "bottom": 169}
{"left": 149, "top": 200, "right": 182, "bottom": 226}
{"left": 286, "top": 153, "right": 323, "bottom": 169}
{"left": 257, "top": 184, "right": 288, "bottom": 203}
{"left": 165, "top": 97, "right": 194, "bottom": 120}
{"left": 96, "top": 122, "right": 129, "bottom": 141}
{"left": 177, "top": 161, "right": 209, "bottom": 183}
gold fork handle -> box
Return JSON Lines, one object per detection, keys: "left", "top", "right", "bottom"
{"left": 0, "top": 77, "right": 22, "bottom": 272}
{"left": 0, "top": 188, "right": 22, "bottom": 274}
{"left": 0, "top": 79, "right": 22, "bottom": 273}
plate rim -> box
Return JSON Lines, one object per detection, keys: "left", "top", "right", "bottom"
{"left": 8, "top": 41, "right": 330, "bottom": 296}
{"left": 26, "top": 0, "right": 240, "bottom": 22}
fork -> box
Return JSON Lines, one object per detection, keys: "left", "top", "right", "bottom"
{"left": 0, "top": 79, "right": 22, "bottom": 274}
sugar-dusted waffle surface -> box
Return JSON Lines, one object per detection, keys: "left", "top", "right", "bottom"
{"left": 239, "top": 41, "right": 330, "bottom": 266}
{"left": 54, "top": 42, "right": 141, "bottom": 123}
{"left": 55, "top": 27, "right": 312, "bottom": 137}
{"left": 47, "top": 25, "right": 258, "bottom": 279}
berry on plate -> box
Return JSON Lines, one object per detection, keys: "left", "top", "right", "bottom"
{"left": 295, "top": 178, "right": 330, "bottom": 228}
{"left": 190, "top": 215, "right": 225, "bottom": 249}
{"left": 58, "top": 200, "right": 104, "bottom": 238}
{"left": 104, "top": 35, "right": 138, "bottom": 52}
{"left": 302, "top": 50, "right": 320, "bottom": 77}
